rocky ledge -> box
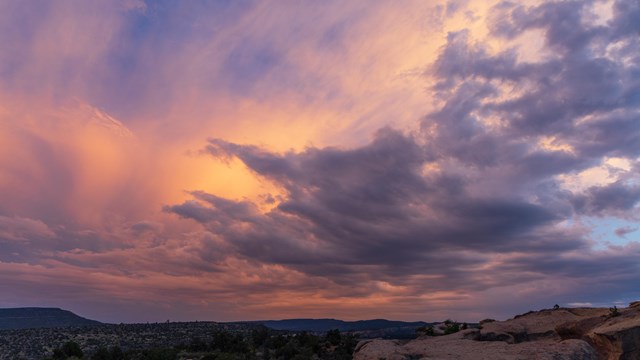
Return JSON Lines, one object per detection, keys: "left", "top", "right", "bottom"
{"left": 354, "top": 301, "right": 640, "bottom": 360}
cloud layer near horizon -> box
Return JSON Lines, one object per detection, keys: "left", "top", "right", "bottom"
{"left": 1, "top": 0, "right": 639, "bottom": 323}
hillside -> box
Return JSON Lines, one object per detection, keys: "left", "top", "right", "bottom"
{"left": 259, "top": 318, "right": 429, "bottom": 332}
{"left": 254, "top": 318, "right": 432, "bottom": 339}
{"left": 0, "top": 307, "right": 101, "bottom": 330}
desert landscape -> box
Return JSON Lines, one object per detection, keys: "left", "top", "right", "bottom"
{"left": 2, "top": 303, "right": 640, "bottom": 359}
{"left": 355, "top": 302, "right": 640, "bottom": 360}
{"left": 1, "top": 1, "right": 639, "bottom": 360}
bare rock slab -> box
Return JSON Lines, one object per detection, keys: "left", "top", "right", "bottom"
{"left": 355, "top": 303, "right": 640, "bottom": 360}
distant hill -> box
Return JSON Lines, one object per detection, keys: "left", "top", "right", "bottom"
{"left": 0, "top": 307, "right": 101, "bottom": 330}
{"left": 258, "top": 318, "right": 430, "bottom": 332}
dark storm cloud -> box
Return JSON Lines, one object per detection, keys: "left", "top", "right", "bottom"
{"left": 501, "top": 244, "right": 640, "bottom": 280}
{"left": 610, "top": 0, "right": 640, "bottom": 39}
{"left": 438, "top": 0, "right": 640, "bottom": 154}
{"left": 129, "top": 221, "right": 164, "bottom": 236}
{"left": 168, "top": 129, "right": 577, "bottom": 291}
{"left": 489, "top": 1, "right": 607, "bottom": 52}
{"left": 0, "top": 215, "right": 127, "bottom": 264}
{"left": 166, "top": 0, "right": 640, "bottom": 297}
{"left": 570, "top": 113, "right": 640, "bottom": 158}
{"left": 0, "top": 216, "right": 55, "bottom": 263}
{"left": 423, "top": 0, "right": 639, "bottom": 189}
{"left": 571, "top": 181, "right": 640, "bottom": 216}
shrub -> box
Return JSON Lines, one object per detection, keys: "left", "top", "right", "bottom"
{"left": 609, "top": 306, "right": 620, "bottom": 317}
{"left": 325, "top": 329, "right": 341, "bottom": 346}
{"left": 444, "top": 322, "right": 460, "bottom": 335}
{"left": 52, "top": 341, "right": 84, "bottom": 360}
{"left": 416, "top": 326, "right": 435, "bottom": 336}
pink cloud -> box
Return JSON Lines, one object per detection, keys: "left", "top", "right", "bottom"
{"left": 0, "top": 0, "right": 639, "bottom": 324}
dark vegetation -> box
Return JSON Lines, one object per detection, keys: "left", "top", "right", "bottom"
{"left": 51, "top": 341, "right": 84, "bottom": 359}
{"left": 415, "top": 319, "right": 470, "bottom": 337}
{"left": 609, "top": 306, "right": 620, "bottom": 317}
{"left": 256, "top": 319, "right": 428, "bottom": 333}
{"left": 41, "top": 327, "right": 358, "bottom": 360}
{"left": 0, "top": 308, "right": 426, "bottom": 360}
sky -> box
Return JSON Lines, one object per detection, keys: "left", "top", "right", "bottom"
{"left": 0, "top": 0, "right": 639, "bottom": 324}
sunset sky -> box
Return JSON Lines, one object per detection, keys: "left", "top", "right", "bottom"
{"left": 1, "top": 0, "right": 639, "bottom": 324}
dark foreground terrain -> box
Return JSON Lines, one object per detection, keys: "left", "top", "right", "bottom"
{"left": 0, "top": 321, "right": 357, "bottom": 360}
{"left": 5, "top": 303, "right": 640, "bottom": 359}
{"left": 0, "top": 307, "right": 434, "bottom": 359}
{"left": 254, "top": 319, "right": 430, "bottom": 339}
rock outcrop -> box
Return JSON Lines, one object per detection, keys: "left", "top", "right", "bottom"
{"left": 354, "top": 302, "right": 640, "bottom": 360}
{"left": 558, "top": 305, "right": 640, "bottom": 360}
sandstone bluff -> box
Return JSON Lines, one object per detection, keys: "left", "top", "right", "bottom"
{"left": 354, "top": 302, "right": 640, "bottom": 360}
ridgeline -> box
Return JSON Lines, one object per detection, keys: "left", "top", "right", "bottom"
{"left": 0, "top": 307, "right": 101, "bottom": 330}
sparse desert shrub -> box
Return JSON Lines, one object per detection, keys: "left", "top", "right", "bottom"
{"left": 52, "top": 341, "right": 84, "bottom": 360}
{"left": 553, "top": 304, "right": 560, "bottom": 310}
{"left": 138, "top": 348, "right": 179, "bottom": 360}
{"left": 416, "top": 326, "right": 435, "bottom": 336}
{"left": 403, "top": 355, "right": 421, "bottom": 360}
{"left": 444, "top": 322, "right": 460, "bottom": 335}
{"left": 91, "top": 347, "right": 111, "bottom": 360}
{"left": 609, "top": 306, "right": 620, "bottom": 317}
{"left": 325, "top": 329, "right": 342, "bottom": 346}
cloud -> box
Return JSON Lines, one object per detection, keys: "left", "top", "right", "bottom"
{"left": 0, "top": 213, "right": 138, "bottom": 264}
{"left": 446, "top": 0, "right": 471, "bottom": 17}
{"left": 571, "top": 181, "right": 640, "bottom": 217}
{"left": 129, "top": 220, "right": 164, "bottom": 236}
{"left": 423, "top": 0, "right": 640, "bottom": 200}
{"left": 615, "top": 226, "right": 638, "bottom": 238}
{"left": 163, "top": 0, "right": 640, "bottom": 316}
{"left": 165, "top": 125, "right": 624, "bottom": 296}
{"left": 1, "top": 0, "right": 639, "bottom": 323}
{"left": 0, "top": 216, "right": 55, "bottom": 242}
